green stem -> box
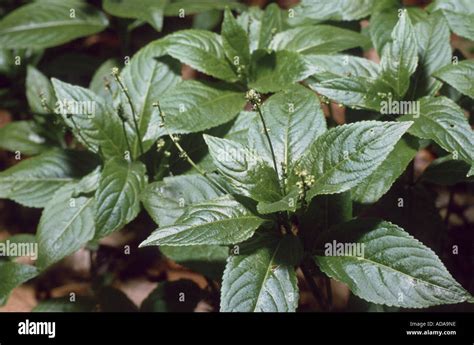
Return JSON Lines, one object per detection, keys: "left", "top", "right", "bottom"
{"left": 113, "top": 71, "right": 144, "bottom": 156}
{"left": 255, "top": 104, "right": 280, "bottom": 185}
{"left": 155, "top": 102, "right": 227, "bottom": 194}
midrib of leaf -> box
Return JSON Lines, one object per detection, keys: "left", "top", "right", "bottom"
{"left": 48, "top": 197, "right": 93, "bottom": 248}
{"left": 252, "top": 240, "right": 282, "bottom": 311}
{"left": 0, "top": 21, "right": 103, "bottom": 34}
{"left": 322, "top": 251, "right": 464, "bottom": 298}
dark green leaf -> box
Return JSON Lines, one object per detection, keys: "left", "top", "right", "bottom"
{"left": 140, "top": 280, "right": 202, "bottom": 312}
{"left": 0, "top": 262, "right": 38, "bottom": 306}
{"left": 0, "top": 121, "right": 54, "bottom": 156}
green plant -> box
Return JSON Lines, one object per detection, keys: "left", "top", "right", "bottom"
{"left": 0, "top": 0, "right": 473, "bottom": 312}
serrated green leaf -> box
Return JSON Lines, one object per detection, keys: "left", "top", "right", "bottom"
{"left": 258, "top": 3, "right": 287, "bottom": 50}
{"left": 140, "top": 195, "right": 265, "bottom": 247}
{"left": 443, "top": 11, "right": 474, "bottom": 41}
{"left": 0, "top": 0, "right": 108, "bottom": 49}
{"left": 160, "top": 245, "right": 228, "bottom": 280}
{"left": 433, "top": 60, "right": 474, "bottom": 99}
{"left": 159, "top": 30, "right": 237, "bottom": 81}
{"left": 37, "top": 183, "right": 95, "bottom": 270}
{"left": 94, "top": 157, "right": 147, "bottom": 238}
{"left": 164, "top": 0, "right": 244, "bottom": 16}
{"left": 308, "top": 76, "right": 393, "bottom": 111}
{"left": 103, "top": 0, "right": 168, "bottom": 31}
{"left": 0, "top": 121, "right": 54, "bottom": 156}
{"left": 380, "top": 11, "right": 418, "bottom": 98}
{"left": 0, "top": 149, "right": 98, "bottom": 208}
{"left": 289, "top": 0, "right": 375, "bottom": 24}
{"left": 119, "top": 42, "right": 181, "bottom": 155}
{"left": 270, "top": 25, "right": 369, "bottom": 55}
{"left": 142, "top": 174, "right": 224, "bottom": 227}
{"left": 249, "top": 50, "right": 312, "bottom": 93}
{"left": 315, "top": 219, "right": 472, "bottom": 308}
{"left": 352, "top": 136, "right": 418, "bottom": 204}
{"left": 26, "top": 65, "right": 57, "bottom": 115}
{"left": 399, "top": 97, "right": 474, "bottom": 174}
{"left": 296, "top": 121, "right": 412, "bottom": 200}
{"left": 145, "top": 80, "right": 245, "bottom": 139}
{"left": 140, "top": 280, "right": 202, "bottom": 312}
{"left": 220, "top": 234, "right": 299, "bottom": 312}
{"left": 236, "top": 7, "right": 263, "bottom": 53}
{"left": 204, "top": 135, "right": 281, "bottom": 203}
{"left": 428, "top": 0, "right": 474, "bottom": 13}
{"left": 248, "top": 84, "right": 326, "bottom": 178}
{"left": 412, "top": 11, "right": 451, "bottom": 98}
{"left": 52, "top": 78, "right": 129, "bottom": 158}
{"left": 0, "top": 262, "right": 38, "bottom": 306}
{"left": 306, "top": 54, "right": 380, "bottom": 81}
{"left": 221, "top": 8, "right": 250, "bottom": 75}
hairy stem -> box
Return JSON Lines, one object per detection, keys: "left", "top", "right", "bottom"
{"left": 112, "top": 69, "right": 144, "bottom": 156}
{"left": 155, "top": 101, "right": 227, "bottom": 194}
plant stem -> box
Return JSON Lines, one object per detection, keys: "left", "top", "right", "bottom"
{"left": 112, "top": 71, "right": 144, "bottom": 156}
{"left": 117, "top": 106, "right": 133, "bottom": 157}
{"left": 155, "top": 101, "right": 227, "bottom": 194}
{"left": 255, "top": 104, "right": 280, "bottom": 184}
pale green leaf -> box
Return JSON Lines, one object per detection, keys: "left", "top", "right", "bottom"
{"left": 270, "top": 25, "right": 369, "bottom": 55}
{"left": 296, "top": 121, "right": 412, "bottom": 200}
{"left": 306, "top": 54, "right": 380, "bottom": 81}
{"left": 433, "top": 60, "right": 474, "bottom": 99}
{"left": 0, "top": 0, "right": 108, "bottom": 49}
{"left": 37, "top": 183, "right": 95, "bottom": 270}
{"left": 220, "top": 234, "right": 299, "bottom": 312}
{"left": 221, "top": 8, "right": 250, "bottom": 74}
{"left": 0, "top": 149, "right": 98, "bottom": 208}
{"left": 140, "top": 195, "right": 265, "bottom": 247}
{"left": 289, "top": 0, "right": 375, "bottom": 24}
{"left": 0, "top": 121, "right": 54, "bottom": 156}
{"left": 94, "top": 157, "right": 147, "bottom": 238}
{"left": 380, "top": 11, "right": 418, "bottom": 98}
{"left": 103, "top": 0, "right": 168, "bottom": 31}
{"left": 26, "top": 65, "right": 57, "bottom": 115}
{"left": 258, "top": 3, "right": 287, "bottom": 49}
{"left": 164, "top": 0, "right": 244, "bottom": 16}
{"left": 315, "top": 219, "right": 472, "bottom": 308}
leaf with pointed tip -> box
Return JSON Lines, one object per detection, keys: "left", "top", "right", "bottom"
{"left": 442, "top": 11, "right": 474, "bottom": 41}
{"left": 308, "top": 76, "right": 393, "bottom": 111}
{"left": 142, "top": 174, "right": 224, "bottom": 227}
{"left": 248, "top": 84, "right": 326, "bottom": 178}
{"left": 0, "top": 149, "right": 98, "bottom": 208}
{"left": 428, "top": 0, "right": 474, "bottom": 13}
{"left": 204, "top": 135, "right": 281, "bottom": 203}
{"left": 94, "top": 158, "right": 147, "bottom": 238}
{"left": 145, "top": 80, "right": 245, "bottom": 140}
{"left": 159, "top": 30, "right": 237, "bottom": 82}
{"left": 412, "top": 11, "right": 451, "bottom": 98}
{"left": 140, "top": 195, "right": 265, "bottom": 247}
{"left": 26, "top": 66, "right": 57, "bottom": 115}
{"left": 314, "top": 219, "right": 472, "bottom": 308}
{"left": 295, "top": 121, "right": 412, "bottom": 201}
{"left": 399, "top": 97, "right": 474, "bottom": 175}
{"left": 0, "top": 262, "right": 38, "bottom": 306}
{"left": 0, "top": 121, "right": 54, "bottom": 156}
{"left": 220, "top": 234, "right": 299, "bottom": 312}
{"left": 258, "top": 3, "right": 287, "bottom": 49}
{"left": 221, "top": 8, "right": 250, "bottom": 74}
{"left": 52, "top": 79, "right": 129, "bottom": 158}
{"left": 380, "top": 12, "right": 418, "bottom": 98}
{"left": 306, "top": 54, "right": 380, "bottom": 82}
{"left": 103, "top": 0, "right": 168, "bottom": 31}
{"left": 236, "top": 7, "right": 263, "bottom": 53}
{"left": 352, "top": 136, "right": 418, "bottom": 204}
{"left": 433, "top": 60, "right": 474, "bottom": 99}
{"left": 37, "top": 183, "right": 95, "bottom": 270}
{"left": 270, "top": 25, "right": 369, "bottom": 55}
{"left": 119, "top": 41, "right": 181, "bottom": 155}
{"left": 0, "top": 0, "right": 108, "bottom": 49}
